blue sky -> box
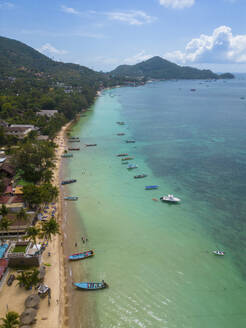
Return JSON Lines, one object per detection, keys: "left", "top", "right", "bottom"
{"left": 1, "top": 0, "right": 246, "bottom": 72}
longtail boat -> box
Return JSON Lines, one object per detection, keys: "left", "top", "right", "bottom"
{"left": 73, "top": 280, "right": 108, "bottom": 290}
{"left": 116, "top": 121, "right": 125, "bottom": 125}
{"left": 64, "top": 196, "right": 78, "bottom": 201}
{"left": 121, "top": 157, "right": 133, "bottom": 161}
{"left": 117, "top": 153, "right": 128, "bottom": 157}
{"left": 69, "top": 250, "right": 94, "bottom": 261}
{"left": 68, "top": 140, "right": 80, "bottom": 142}
{"left": 68, "top": 148, "right": 80, "bottom": 151}
{"left": 145, "top": 185, "right": 159, "bottom": 190}
{"left": 61, "top": 179, "right": 77, "bottom": 185}
{"left": 61, "top": 153, "right": 73, "bottom": 158}
{"left": 117, "top": 133, "right": 125, "bottom": 136}
{"left": 85, "top": 144, "right": 97, "bottom": 147}
{"left": 126, "top": 140, "right": 135, "bottom": 143}
{"left": 134, "top": 174, "right": 147, "bottom": 179}
{"left": 69, "top": 137, "right": 80, "bottom": 140}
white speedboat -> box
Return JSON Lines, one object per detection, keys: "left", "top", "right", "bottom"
{"left": 212, "top": 250, "right": 225, "bottom": 256}
{"left": 160, "top": 194, "right": 181, "bottom": 203}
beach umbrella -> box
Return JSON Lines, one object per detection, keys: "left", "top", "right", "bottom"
{"left": 20, "top": 308, "right": 37, "bottom": 325}
{"left": 24, "top": 294, "right": 40, "bottom": 309}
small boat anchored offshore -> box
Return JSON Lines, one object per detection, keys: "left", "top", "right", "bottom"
{"left": 160, "top": 195, "right": 181, "bottom": 203}
{"left": 69, "top": 250, "right": 94, "bottom": 261}
{"left": 134, "top": 174, "right": 147, "bottom": 179}
{"left": 126, "top": 140, "right": 135, "bottom": 143}
{"left": 85, "top": 144, "right": 97, "bottom": 147}
{"left": 73, "top": 280, "right": 108, "bottom": 290}
{"left": 116, "top": 121, "right": 125, "bottom": 125}
{"left": 64, "top": 196, "right": 78, "bottom": 201}
{"left": 127, "top": 164, "right": 138, "bottom": 169}
{"left": 117, "top": 153, "right": 128, "bottom": 157}
{"left": 145, "top": 185, "right": 159, "bottom": 190}
{"left": 61, "top": 153, "right": 73, "bottom": 158}
{"left": 121, "top": 157, "right": 134, "bottom": 161}
{"left": 61, "top": 179, "right": 77, "bottom": 185}
{"left": 212, "top": 250, "right": 225, "bottom": 256}
{"left": 117, "top": 133, "right": 125, "bottom": 136}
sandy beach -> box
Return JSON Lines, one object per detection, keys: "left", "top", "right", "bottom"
{"left": 0, "top": 122, "right": 72, "bottom": 328}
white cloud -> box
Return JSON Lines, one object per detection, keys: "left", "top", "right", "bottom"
{"left": 61, "top": 5, "right": 80, "bottom": 15}
{"left": 106, "top": 10, "right": 156, "bottom": 25}
{"left": 124, "top": 51, "right": 153, "bottom": 64}
{"left": 0, "top": 1, "right": 14, "bottom": 9}
{"left": 164, "top": 26, "right": 246, "bottom": 64}
{"left": 38, "top": 43, "right": 68, "bottom": 55}
{"left": 159, "top": 0, "right": 195, "bottom": 9}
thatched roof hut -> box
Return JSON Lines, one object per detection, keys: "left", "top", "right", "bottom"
{"left": 20, "top": 308, "right": 37, "bottom": 325}
{"left": 24, "top": 294, "right": 40, "bottom": 309}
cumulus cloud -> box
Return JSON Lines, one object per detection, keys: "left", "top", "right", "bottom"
{"left": 106, "top": 10, "right": 156, "bottom": 25}
{"left": 164, "top": 26, "right": 246, "bottom": 64}
{"left": 38, "top": 43, "right": 68, "bottom": 55}
{"left": 61, "top": 5, "right": 80, "bottom": 15}
{"left": 124, "top": 51, "right": 153, "bottom": 64}
{"left": 159, "top": 0, "right": 195, "bottom": 9}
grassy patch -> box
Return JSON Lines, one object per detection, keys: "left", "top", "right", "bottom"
{"left": 12, "top": 245, "right": 27, "bottom": 253}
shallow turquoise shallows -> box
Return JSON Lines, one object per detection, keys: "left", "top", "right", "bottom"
{"left": 67, "top": 77, "right": 246, "bottom": 328}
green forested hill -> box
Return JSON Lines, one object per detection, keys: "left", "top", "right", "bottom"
{"left": 110, "top": 56, "right": 234, "bottom": 80}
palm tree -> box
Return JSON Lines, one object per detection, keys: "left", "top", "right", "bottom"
{"left": 25, "top": 226, "right": 40, "bottom": 249}
{"left": 0, "top": 217, "right": 11, "bottom": 233}
{"left": 0, "top": 311, "right": 20, "bottom": 328}
{"left": 16, "top": 208, "right": 28, "bottom": 240}
{"left": 0, "top": 204, "right": 8, "bottom": 217}
{"left": 40, "top": 218, "right": 60, "bottom": 242}
{"left": 16, "top": 269, "right": 41, "bottom": 290}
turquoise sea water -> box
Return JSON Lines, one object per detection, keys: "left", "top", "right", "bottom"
{"left": 65, "top": 77, "right": 246, "bottom": 328}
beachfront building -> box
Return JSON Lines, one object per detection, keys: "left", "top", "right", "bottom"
{"left": 7, "top": 241, "right": 41, "bottom": 267}
{"left": 0, "top": 210, "right": 35, "bottom": 239}
{"left": 36, "top": 110, "right": 58, "bottom": 118}
{"left": 5, "top": 124, "right": 39, "bottom": 139}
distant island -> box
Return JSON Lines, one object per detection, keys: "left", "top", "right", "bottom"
{"left": 109, "top": 56, "right": 234, "bottom": 81}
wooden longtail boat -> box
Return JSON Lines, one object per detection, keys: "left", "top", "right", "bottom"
{"left": 64, "top": 196, "right": 78, "bottom": 201}
{"left": 125, "top": 140, "right": 135, "bottom": 143}
{"left": 121, "top": 157, "right": 134, "bottom": 161}
{"left": 85, "top": 144, "right": 97, "bottom": 147}
{"left": 61, "top": 153, "right": 73, "bottom": 158}
{"left": 61, "top": 179, "right": 77, "bottom": 185}
{"left": 117, "top": 153, "right": 128, "bottom": 157}
{"left": 68, "top": 148, "right": 80, "bottom": 151}
{"left": 69, "top": 250, "right": 94, "bottom": 261}
{"left": 134, "top": 174, "right": 147, "bottom": 179}
{"left": 145, "top": 185, "right": 159, "bottom": 190}
{"left": 73, "top": 280, "right": 108, "bottom": 290}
